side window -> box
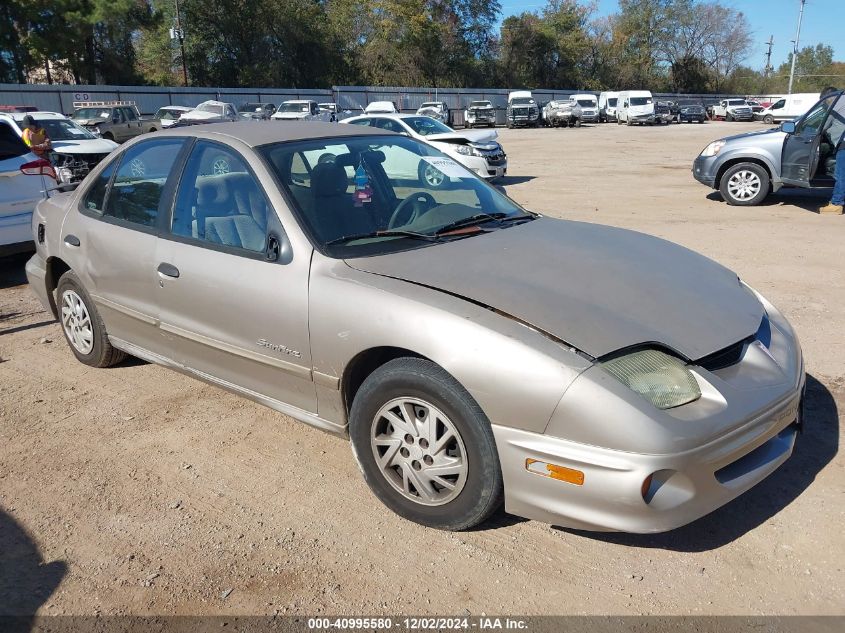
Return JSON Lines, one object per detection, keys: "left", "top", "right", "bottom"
{"left": 124, "top": 107, "right": 138, "bottom": 122}
{"left": 82, "top": 158, "right": 117, "bottom": 215}
{"left": 171, "top": 141, "right": 271, "bottom": 253}
{"left": 796, "top": 95, "right": 836, "bottom": 136}
{"left": 772, "top": 100, "right": 785, "bottom": 111}
{"left": 103, "top": 138, "right": 184, "bottom": 227}
{"left": 347, "top": 119, "right": 372, "bottom": 127}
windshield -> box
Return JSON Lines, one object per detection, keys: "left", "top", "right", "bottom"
{"left": 18, "top": 118, "right": 96, "bottom": 140}
{"left": 607, "top": 98, "right": 617, "bottom": 107}
{"left": 403, "top": 117, "right": 453, "bottom": 136}
{"left": 197, "top": 103, "right": 222, "bottom": 113}
{"left": 511, "top": 98, "right": 534, "bottom": 105}
{"left": 239, "top": 103, "right": 264, "bottom": 112}
{"left": 727, "top": 100, "right": 746, "bottom": 106}
{"left": 576, "top": 99, "right": 596, "bottom": 107}
{"left": 260, "top": 135, "right": 529, "bottom": 258}
{"left": 630, "top": 97, "right": 652, "bottom": 106}
{"left": 470, "top": 101, "right": 491, "bottom": 108}
{"left": 419, "top": 103, "right": 442, "bottom": 110}
{"left": 156, "top": 108, "right": 185, "bottom": 120}
{"left": 318, "top": 104, "right": 336, "bottom": 112}
{"left": 279, "top": 103, "right": 310, "bottom": 113}
{"left": 73, "top": 108, "right": 111, "bottom": 120}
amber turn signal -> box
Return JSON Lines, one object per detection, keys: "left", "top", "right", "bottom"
{"left": 525, "top": 459, "right": 584, "bottom": 485}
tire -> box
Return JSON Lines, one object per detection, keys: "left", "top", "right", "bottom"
{"left": 102, "top": 132, "right": 115, "bottom": 142}
{"left": 56, "top": 271, "right": 126, "bottom": 368}
{"left": 148, "top": 127, "right": 157, "bottom": 133}
{"left": 349, "top": 357, "right": 504, "bottom": 531}
{"left": 418, "top": 160, "right": 446, "bottom": 189}
{"left": 617, "top": 116, "right": 622, "bottom": 125}
{"left": 726, "top": 113, "right": 734, "bottom": 122}
{"left": 763, "top": 114, "right": 774, "bottom": 125}
{"left": 506, "top": 121, "right": 512, "bottom": 129}
{"left": 574, "top": 119, "right": 581, "bottom": 128}
{"left": 719, "top": 162, "right": 770, "bottom": 206}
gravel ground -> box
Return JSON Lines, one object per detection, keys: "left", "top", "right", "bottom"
{"left": 0, "top": 121, "right": 843, "bottom": 618}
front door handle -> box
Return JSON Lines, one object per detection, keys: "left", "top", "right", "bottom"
{"left": 64, "top": 234, "right": 80, "bottom": 247}
{"left": 157, "top": 262, "right": 180, "bottom": 278}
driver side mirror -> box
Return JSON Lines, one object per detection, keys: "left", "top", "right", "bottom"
{"left": 781, "top": 121, "right": 796, "bottom": 134}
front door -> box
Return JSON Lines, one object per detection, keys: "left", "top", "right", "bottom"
{"left": 61, "top": 137, "right": 187, "bottom": 353}
{"left": 155, "top": 139, "right": 316, "bottom": 412}
{"left": 781, "top": 94, "right": 838, "bottom": 186}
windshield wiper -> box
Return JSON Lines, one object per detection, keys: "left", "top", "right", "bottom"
{"left": 433, "top": 212, "right": 535, "bottom": 236}
{"left": 324, "top": 229, "right": 443, "bottom": 246}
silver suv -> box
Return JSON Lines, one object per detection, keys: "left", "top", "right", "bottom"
{"left": 27, "top": 122, "right": 804, "bottom": 533}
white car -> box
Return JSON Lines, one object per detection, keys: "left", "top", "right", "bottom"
{"left": 1, "top": 112, "right": 118, "bottom": 185}
{"left": 271, "top": 100, "right": 323, "bottom": 121}
{"left": 416, "top": 101, "right": 449, "bottom": 124}
{"left": 0, "top": 118, "right": 56, "bottom": 256}
{"left": 154, "top": 105, "right": 193, "bottom": 128}
{"left": 343, "top": 113, "right": 507, "bottom": 184}
{"left": 364, "top": 101, "right": 399, "bottom": 114}
{"left": 179, "top": 100, "right": 238, "bottom": 123}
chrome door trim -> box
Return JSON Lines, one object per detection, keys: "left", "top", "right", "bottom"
{"left": 158, "top": 321, "right": 312, "bottom": 379}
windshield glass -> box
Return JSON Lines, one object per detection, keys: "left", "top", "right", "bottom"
{"left": 19, "top": 118, "right": 96, "bottom": 140}
{"left": 260, "top": 135, "right": 529, "bottom": 258}
{"left": 728, "top": 100, "right": 746, "bottom": 106}
{"left": 197, "top": 103, "right": 222, "bottom": 113}
{"left": 576, "top": 99, "right": 595, "bottom": 107}
{"left": 72, "top": 108, "right": 111, "bottom": 120}
{"left": 607, "top": 98, "right": 617, "bottom": 107}
{"left": 419, "top": 103, "right": 441, "bottom": 110}
{"left": 630, "top": 97, "right": 652, "bottom": 106}
{"left": 470, "top": 101, "right": 491, "bottom": 108}
{"left": 156, "top": 108, "right": 185, "bottom": 120}
{"left": 403, "top": 117, "right": 453, "bottom": 136}
{"left": 279, "top": 103, "right": 309, "bottom": 113}
{"left": 239, "top": 103, "right": 264, "bottom": 112}
{"left": 511, "top": 98, "right": 534, "bottom": 105}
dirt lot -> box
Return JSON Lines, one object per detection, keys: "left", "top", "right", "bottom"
{"left": 1, "top": 121, "right": 843, "bottom": 618}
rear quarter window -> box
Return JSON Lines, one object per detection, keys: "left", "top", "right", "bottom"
{"left": 0, "top": 121, "right": 29, "bottom": 161}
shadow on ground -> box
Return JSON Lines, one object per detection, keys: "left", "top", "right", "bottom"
{"left": 0, "top": 507, "right": 66, "bottom": 629}
{"left": 556, "top": 374, "right": 839, "bottom": 551}
{"left": 0, "top": 253, "right": 31, "bottom": 291}
{"left": 499, "top": 175, "right": 536, "bottom": 186}
{"left": 706, "top": 188, "right": 834, "bottom": 213}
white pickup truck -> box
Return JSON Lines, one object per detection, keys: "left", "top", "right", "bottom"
{"left": 711, "top": 99, "right": 754, "bottom": 122}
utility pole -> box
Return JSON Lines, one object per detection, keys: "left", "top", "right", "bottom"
{"left": 787, "top": 0, "right": 806, "bottom": 95}
{"left": 763, "top": 36, "right": 774, "bottom": 78}
{"left": 171, "top": 0, "right": 188, "bottom": 87}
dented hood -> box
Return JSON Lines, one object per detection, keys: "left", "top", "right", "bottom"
{"left": 425, "top": 128, "right": 498, "bottom": 144}
{"left": 346, "top": 217, "right": 764, "bottom": 360}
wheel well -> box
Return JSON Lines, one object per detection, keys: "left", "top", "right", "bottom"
{"left": 715, "top": 158, "right": 772, "bottom": 189}
{"left": 44, "top": 256, "right": 71, "bottom": 318}
{"left": 342, "top": 347, "right": 426, "bottom": 413}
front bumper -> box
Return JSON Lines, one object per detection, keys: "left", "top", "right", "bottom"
{"left": 692, "top": 154, "right": 718, "bottom": 188}
{"left": 454, "top": 153, "right": 507, "bottom": 179}
{"left": 493, "top": 377, "right": 804, "bottom": 533}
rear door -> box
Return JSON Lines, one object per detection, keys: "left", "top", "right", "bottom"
{"left": 0, "top": 121, "right": 44, "bottom": 248}
{"left": 781, "top": 94, "right": 837, "bottom": 186}
{"left": 60, "top": 137, "right": 187, "bottom": 353}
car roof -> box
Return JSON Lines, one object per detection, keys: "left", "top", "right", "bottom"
{"left": 155, "top": 120, "right": 397, "bottom": 147}
{"left": 2, "top": 111, "right": 68, "bottom": 121}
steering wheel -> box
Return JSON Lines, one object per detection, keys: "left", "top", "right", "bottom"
{"left": 388, "top": 192, "right": 436, "bottom": 229}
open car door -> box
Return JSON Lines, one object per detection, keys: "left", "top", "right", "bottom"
{"left": 781, "top": 93, "right": 839, "bottom": 186}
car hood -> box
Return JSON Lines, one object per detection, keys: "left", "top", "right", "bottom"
{"left": 180, "top": 111, "right": 222, "bottom": 121}
{"left": 425, "top": 129, "right": 498, "bottom": 144}
{"left": 346, "top": 218, "right": 764, "bottom": 360}
{"left": 52, "top": 138, "right": 118, "bottom": 154}
{"left": 73, "top": 118, "right": 105, "bottom": 127}
{"left": 723, "top": 127, "right": 786, "bottom": 145}
{"left": 272, "top": 112, "right": 310, "bottom": 119}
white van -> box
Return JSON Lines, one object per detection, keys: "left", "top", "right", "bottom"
{"left": 598, "top": 91, "right": 619, "bottom": 122}
{"left": 571, "top": 94, "right": 599, "bottom": 123}
{"left": 616, "top": 90, "right": 655, "bottom": 126}
{"left": 758, "top": 93, "right": 820, "bottom": 124}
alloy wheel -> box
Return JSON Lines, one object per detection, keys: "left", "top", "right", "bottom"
{"left": 370, "top": 397, "right": 468, "bottom": 506}
{"left": 727, "top": 169, "right": 761, "bottom": 201}
{"left": 61, "top": 289, "right": 94, "bottom": 355}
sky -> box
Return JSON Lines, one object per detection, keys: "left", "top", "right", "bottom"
{"left": 497, "top": 0, "right": 842, "bottom": 70}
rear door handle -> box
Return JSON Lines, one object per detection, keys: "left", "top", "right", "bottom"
{"left": 64, "top": 234, "right": 80, "bottom": 247}
{"left": 157, "top": 262, "right": 180, "bottom": 278}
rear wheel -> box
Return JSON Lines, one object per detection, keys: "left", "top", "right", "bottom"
{"left": 720, "top": 162, "right": 770, "bottom": 206}
{"left": 349, "top": 358, "right": 503, "bottom": 531}
{"left": 57, "top": 271, "right": 126, "bottom": 367}
{"left": 763, "top": 114, "right": 774, "bottom": 125}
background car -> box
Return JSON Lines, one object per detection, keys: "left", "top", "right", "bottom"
{"left": 364, "top": 101, "right": 400, "bottom": 114}
{"left": 238, "top": 102, "right": 277, "bottom": 120}
{"left": 415, "top": 101, "right": 450, "bottom": 124}
{"left": 179, "top": 100, "right": 238, "bottom": 123}
{"left": 2, "top": 111, "right": 118, "bottom": 185}
{"left": 154, "top": 105, "right": 192, "bottom": 128}
{"left": 677, "top": 103, "right": 706, "bottom": 123}
{"left": 463, "top": 100, "right": 496, "bottom": 128}
{"left": 343, "top": 113, "right": 507, "bottom": 182}
{"left": 271, "top": 100, "right": 321, "bottom": 121}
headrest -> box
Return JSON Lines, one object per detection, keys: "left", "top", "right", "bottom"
{"left": 311, "top": 163, "right": 348, "bottom": 197}
{"left": 196, "top": 178, "right": 229, "bottom": 206}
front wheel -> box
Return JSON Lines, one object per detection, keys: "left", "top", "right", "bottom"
{"left": 719, "top": 163, "right": 770, "bottom": 206}
{"left": 763, "top": 114, "right": 774, "bottom": 125}
{"left": 349, "top": 358, "right": 503, "bottom": 531}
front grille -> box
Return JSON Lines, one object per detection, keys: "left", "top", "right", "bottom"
{"left": 698, "top": 337, "right": 751, "bottom": 371}
{"left": 53, "top": 152, "right": 109, "bottom": 183}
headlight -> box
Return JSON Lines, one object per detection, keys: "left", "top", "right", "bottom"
{"left": 700, "top": 140, "right": 726, "bottom": 157}
{"left": 600, "top": 349, "right": 701, "bottom": 410}
{"left": 56, "top": 167, "right": 74, "bottom": 183}
{"left": 453, "top": 144, "right": 472, "bottom": 155}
